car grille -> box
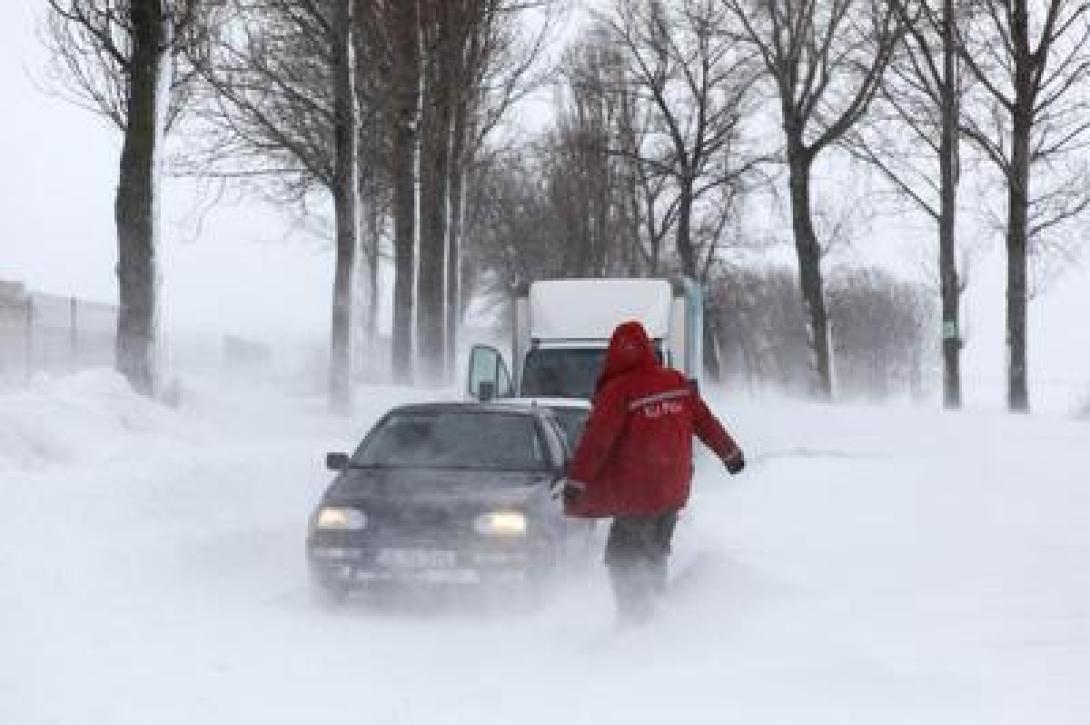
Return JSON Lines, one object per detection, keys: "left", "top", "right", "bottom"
{"left": 368, "top": 502, "right": 464, "bottom": 537}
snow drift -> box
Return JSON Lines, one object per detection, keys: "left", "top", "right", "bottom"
{"left": 3, "top": 370, "right": 1090, "bottom": 724}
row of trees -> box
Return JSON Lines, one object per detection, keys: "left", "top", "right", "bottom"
{"left": 46, "top": 0, "right": 549, "bottom": 410}
{"left": 467, "top": 0, "right": 1090, "bottom": 410}
{"left": 714, "top": 266, "right": 937, "bottom": 399}
{"left": 45, "top": 0, "right": 1090, "bottom": 411}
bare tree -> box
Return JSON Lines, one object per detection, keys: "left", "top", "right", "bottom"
{"left": 845, "top": 0, "right": 969, "bottom": 408}
{"left": 826, "top": 266, "right": 937, "bottom": 400}
{"left": 462, "top": 146, "right": 559, "bottom": 296}
{"left": 613, "top": 64, "right": 674, "bottom": 276}
{"left": 561, "top": 30, "right": 666, "bottom": 277}
{"left": 723, "top": 0, "right": 901, "bottom": 398}
{"left": 599, "top": 0, "right": 766, "bottom": 379}
{"left": 415, "top": 0, "right": 453, "bottom": 384}
{"left": 956, "top": 0, "right": 1090, "bottom": 411}
{"left": 329, "top": 0, "right": 359, "bottom": 411}
{"left": 429, "top": 0, "right": 559, "bottom": 381}
{"left": 462, "top": 99, "right": 668, "bottom": 314}
{"left": 466, "top": 32, "right": 669, "bottom": 292}
{"left": 182, "top": 3, "right": 333, "bottom": 194}
{"left": 45, "top": 0, "right": 206, "bottom": 396}
{"left": 353, "top": 37, "right": 393, "bottom": 352}
{"left": 421, "top": 0, "right": 478, "bottom": 384}
{"left": 550, "top": 37, "right": 628, "bottom": 277}
{"left": 712, "top": 265, "right": 812, "bottom": 393}
{"left": 713, "top": 263, "right": 937, "bottom": 400}
{"left": 185, "top": 0, "right": 552, "bottom": 387}
{"left": 387, "top": 0, "right": 420, "bottom": 383}
{"left": 186, "top": 0, "right": 362, "bottom": 409}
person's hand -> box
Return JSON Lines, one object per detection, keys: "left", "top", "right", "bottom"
{"left": 723, "top": 449, "right": 745, "bottom": 475}
{"left": 562, "top": 479, "right": 587, "bottom": 505}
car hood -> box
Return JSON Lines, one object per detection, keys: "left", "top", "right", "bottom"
{"left": 325, "top": 467, "right": 552, "bottom": 508}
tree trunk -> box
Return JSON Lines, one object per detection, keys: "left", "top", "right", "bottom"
{"left": 647, "top": 207, "right": 662, "bottom": 275}
{"left": 626, "top": 164, "right": 643, "bottom": 276}
{"left": 417, "top": 27, "right": 453, "bottom": 386}
{"left": 675, "top": 177, "right": 697, "bottom": 278}
{"left": 938, "top": 0, "right": 962, "bottom": 409}
{"left": 673, "top": 177, "right": 721, "bottom": 380}
{"left": 115, "top": 0, "right": 167, "bottom": 397}
{"left": 446, "top": 93, "right": 469, "bottom": 381}
{"left": 365, "top": 197, "right": 380, "bottom": 344}
{"left": 1003, "top": 0, "right": 1032, "bottom": 413}
{"left": 1007, "top": 107, "right": 1031, "bottom": 412}
{"left": 702, "top": 297, "right": 722, "bottom": 382}
{"left": 390, "top": 0, "right": 420, "bottom": 383}
{"left": 787, "top": 148, "right": 833, "bottom": 398}
{"left": 591, "top": 139, "right": 610, "bottom": 275}
{"left": 329, "top": 0, "right": 358, "bottom": 413}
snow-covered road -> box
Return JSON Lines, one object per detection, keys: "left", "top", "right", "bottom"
{"left": 3, "top": 371, "right": 1090, "bottom": 724}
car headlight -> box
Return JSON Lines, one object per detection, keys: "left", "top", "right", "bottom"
{"left": 315, "top": 506, "right": 367, "bottom": 531}
{"left": 474, "top": 511, "right": 527, "bottom": 537}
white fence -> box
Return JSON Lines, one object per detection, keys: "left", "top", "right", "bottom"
{"left": 0, "top": 281, "right": 117, "bottom": 387}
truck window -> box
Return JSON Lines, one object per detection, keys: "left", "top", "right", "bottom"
{"left": 521, "top": 349, "right": 605, "bottom": 398}
{"left": 521, "top": 344, "right": 664, "bottom": 398}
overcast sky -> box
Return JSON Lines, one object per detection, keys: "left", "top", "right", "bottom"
{"left": 1, "top": 0, "right": 336, "bottom": 344}
{"left": 2, "top": 0, "right": 1089, "bottom": 411}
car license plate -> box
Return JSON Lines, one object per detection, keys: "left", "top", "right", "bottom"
{"left": 376, "top": 547, "right": 456, "bottom": 569}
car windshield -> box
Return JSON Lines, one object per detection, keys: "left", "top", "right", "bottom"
{"left": 520, "top": 348, "right": 606, "bottom": 399}
{"left": 352, "top": 410, "right": 550, "bottom": 471}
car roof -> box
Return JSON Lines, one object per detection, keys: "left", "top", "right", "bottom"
{"left": 385, "top": 401, "right": 557, "bottom": 419}
{"left": 496, "top": 397, "right": 591, "bottom": 411}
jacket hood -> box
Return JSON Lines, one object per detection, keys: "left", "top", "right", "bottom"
{"left": 597, "top": 320, "right": 658, "bottom": 391}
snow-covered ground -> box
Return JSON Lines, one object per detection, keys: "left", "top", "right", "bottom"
{"left": 3, "top": 370, "right": 1090, "bottom": 724}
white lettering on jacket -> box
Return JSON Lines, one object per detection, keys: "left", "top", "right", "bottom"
{"left": 629, "top": 388, "right": 689, "bottom": 418}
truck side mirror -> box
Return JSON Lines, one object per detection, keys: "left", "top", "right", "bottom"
{"left": 325, "top": 452, "right": 350, "bottom": 471}
{"left": 468, "top": 344, "right": 512, "bottom": 400}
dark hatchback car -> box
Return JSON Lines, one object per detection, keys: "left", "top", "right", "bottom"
{"left": 307, "top": 402, "right": 585, "bottom": 603}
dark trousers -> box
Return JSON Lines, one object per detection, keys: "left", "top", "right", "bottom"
{"left": 604, "top": 511, "right": 679, "bottom": 621}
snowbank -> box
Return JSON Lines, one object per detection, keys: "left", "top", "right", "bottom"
{"left": 0, "top": 369, "right": 171, "bottom": 471}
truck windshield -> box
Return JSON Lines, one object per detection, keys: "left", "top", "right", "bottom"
{"left": 520, "top": 348, "right": 606, "bottom": 399}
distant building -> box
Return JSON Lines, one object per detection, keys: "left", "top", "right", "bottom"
{"left": 0, "top": 279, "right": 27, "bottom": 307}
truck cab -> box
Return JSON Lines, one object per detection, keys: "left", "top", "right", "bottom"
{"left": 468, "top": 277, "right": 703, "bottom": 402}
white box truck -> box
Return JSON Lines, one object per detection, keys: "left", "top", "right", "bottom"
{"left": 467, "top": 277, "right": 704, "bottom": 401}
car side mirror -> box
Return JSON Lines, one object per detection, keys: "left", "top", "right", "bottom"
{"left": 326, "top": 452, "right": 350, "bottom": 471}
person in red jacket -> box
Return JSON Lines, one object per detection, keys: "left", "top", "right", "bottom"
{"left": 564, "top": 320, "right": 744, "bottom": 623}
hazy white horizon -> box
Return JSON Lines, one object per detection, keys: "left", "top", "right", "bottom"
{"left": 2, "top": 0, "right": 1089, "bottom": 411}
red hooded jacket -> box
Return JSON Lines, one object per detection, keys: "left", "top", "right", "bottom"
{"left": 565, "top": 321, "right": 742, "bottom": 518}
